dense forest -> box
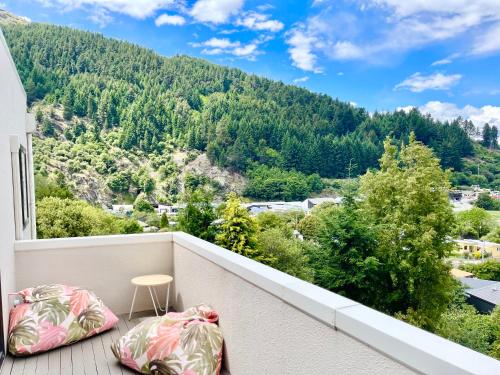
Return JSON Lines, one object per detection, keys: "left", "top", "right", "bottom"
{"left": 1, "top": 21, "right": 484, "bottom": 179}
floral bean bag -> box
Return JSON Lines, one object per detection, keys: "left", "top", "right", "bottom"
{"left": 8, "top": 284, "right": 118, "bottom": 355}
{"left": 111, "top": 304, "right": 223, "bottom": 375}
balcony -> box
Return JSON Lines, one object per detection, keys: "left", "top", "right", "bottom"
{"left": 1, "top": 232, "right": 499, "bottom": 374}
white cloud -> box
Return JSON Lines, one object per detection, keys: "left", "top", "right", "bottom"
{"left": 394, "top": 72, "right": 462, "bottom": 92}
{"left": 235, "top": 11, "right": 283, "bottom": 32}
{"left": 155, "top": 13, "right": 185, "bottom": 26}
{"left": 472, "top": 22, "right": 500, "bottom": 55}
{"left": 36, "top": 0, "right": 175, "bottom": 19}
{"left": 290, "top": 0, "right": 500, "bottom": 65}
{"left": 286, "top": 28, "right": 322, "bottom": 73}
{"left": 400, "top": 101, "right": 500, "bottom": 129}
{"left": 431, "top": 58, "right": 451, "bottom": 66}
{"left": 88, "top": 7, "right": 112, "bottom": 27}
{"left": 293, "top": 76, "right": 309, "bottom": 83}
{"left": 256, "top": 4, "right": 274, "bottom": 12}
{"left": 192, "top": 37, "right": 240, "bottom": 49}
{"left": 337, "top": 72, "right": 344, "bottom": 76}
{"left": 330, "top": 41, "right": 364, "bottom": 60}
{"left": 190, "top": 0, "right": 244, "bottom": 24}
{"left": 191, "top": 37, "right": 261, "bottom": 60}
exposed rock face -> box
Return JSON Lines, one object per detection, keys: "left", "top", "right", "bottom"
{"left": 182, "top": 153, "right": 247, "bottom": 195}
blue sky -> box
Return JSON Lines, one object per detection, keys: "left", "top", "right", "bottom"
{"left": 2, "top": 0, "right": 500, "bottom": 128}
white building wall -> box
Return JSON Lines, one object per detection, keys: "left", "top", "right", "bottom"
{"left": 0, "top": 29, "right": 35, "bottom": 348}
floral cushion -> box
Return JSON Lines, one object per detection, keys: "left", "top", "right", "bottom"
{"left": 8, "top": 284, "right": 118, "bottom": 356}
{"left": 111, "top": 304, "right": 223, "bottom": 375}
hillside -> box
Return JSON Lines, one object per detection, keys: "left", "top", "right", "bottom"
{"left": 0, "top": 12, "right": 497, "bottom": 205}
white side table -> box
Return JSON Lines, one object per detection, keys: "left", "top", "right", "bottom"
{"left": 129, "top": 274, "right": 173, "bottom": 320}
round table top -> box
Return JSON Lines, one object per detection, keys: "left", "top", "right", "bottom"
{"left": 131, "top": 274, "right": 173, "bottom": 286}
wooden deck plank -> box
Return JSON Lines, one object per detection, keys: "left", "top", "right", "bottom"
{"left": 23, "top": 356, "right": 37, "bottom": 375}
{"left": 100, "top": 329, "right": 122, "bottom": 375}
{"left": 81, "top": 339, "right": 97, "bottom": 375}
{"left": 47, "top": 350, "right": 59, "bottom": 375}
{"left": 0, "top": 355, "right": 14, "bottom": 375}
{"left": 10, "top": 357, "right": 25, "bottom": 375}
{"left": 58, "top": 347, "right": 71, "bottom": 375}
{"left": 90, "top": 335, "right": 110, "bottom": 375}
{"left": 34, "top": 353, "right": 48, "bottom": 375}
{"left": 70, "top": 343, "right": 84, "bottom": 375}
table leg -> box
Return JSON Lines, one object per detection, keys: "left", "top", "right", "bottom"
{"left": 129, "top": 286, "right": 138, "bottom": 321}
{"left": 153, "top": 287, "right": 165, "bottom": 312}
{"left": 166, "top": 283, "right": 170, "bottom": 314}
{"left": 148, "top": 286, "right": 158, "bottom": 316}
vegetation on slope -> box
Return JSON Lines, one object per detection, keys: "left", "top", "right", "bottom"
{"left": 1, "top": 21, "right": 485, "bottom": 198}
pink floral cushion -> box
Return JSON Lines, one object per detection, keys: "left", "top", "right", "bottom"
{"left": 8, "top": 284, "right": 118, "bottom": 356}
{"left": 112, "top": 304, "right": 223, "bottom": 375}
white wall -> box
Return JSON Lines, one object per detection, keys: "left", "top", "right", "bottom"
{"left": 14, "top": 233, "right": 174, "bottom": 314}
{"left": 172, "top": 232, "right": 500, "bottom": 375}
{"left": 0, "top": 29, "right": 34, "bottom": 350}
{"left": 173, "top": 236, "right": 415, "bottom": 375}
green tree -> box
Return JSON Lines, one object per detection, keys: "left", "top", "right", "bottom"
{"left": 360, "top": 134, "right": 456, "bottom": 329}
{"left": 455, "top": 208, "right": 493, "bottom": 239}
{"left": 41, "top": 117, "right": 55, "bottom": 137}
{"left": 306, "top": 189, "right": 384, "bottom": 306}
{"left": 177, "top": 189, "right": 217, "bottom": 241}
{"left": 256, "top": 227, "right": 315, "bottom": 282}
{"left": 36, "top": 197, "right": 142, "bottom": 238}
{"left": 134, "top": 194, "right": 154, "bottom": 213}
{"left": 436, "top": 305, "right": 499, "bottom": 359}
{"left": 475, "top": 193, "right": 500, "bottom": 211}
{"left": 35, "top": 175, "right": 73, "bottom": 200}
{"left": 159, "top": 212, "right": 169, "bottom": 228}
{"left": 460, "top": 260, "right": 500, "bottom": 281}
{"left": 216, "top": 193, "right": 268, "bottom": 262}
{"left": 106, "top": 172, "right": 130, "bottom": 193}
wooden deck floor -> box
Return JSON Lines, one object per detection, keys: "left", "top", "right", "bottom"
{"left": 1, "top": 312, "right": 150, "bottom": 375}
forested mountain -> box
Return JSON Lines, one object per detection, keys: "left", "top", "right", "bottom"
{"left": 0, "top": 16, "right": 496, "bottom": 203}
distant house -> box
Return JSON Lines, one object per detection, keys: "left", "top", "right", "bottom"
{"left": 157, "top": 204, "right": 186, "bottom": 216}
{"left": 243, "top": 201, "right": 303, "bottom": 215}
{"left": 454, "top": 239, "right": 500, "bottom": 259}
{"left": 459, "top": 277, "right": 500, "bottom": 313}
{"left": 112, "top": 204, "right": 133, "bottom": 215}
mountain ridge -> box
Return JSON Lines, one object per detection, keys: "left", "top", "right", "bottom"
{"left": 0, "top": 11, "right": 497, "bottom": 204}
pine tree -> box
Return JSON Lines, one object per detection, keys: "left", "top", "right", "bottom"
{"left": 482, "top": 123, "right": 492, "bottom": 148}
{"left": 216, "top": 193, "right": 270, "bottom": 263}
{"left": 62, "top": 87, "right": 74, "bottom": 120}
{"left": 491, "top": 126, "right": 498, "bottom": 149}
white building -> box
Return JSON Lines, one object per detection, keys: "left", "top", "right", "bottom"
{"left": 0, "top": 30, "right": 37, "bottom": 363}
{"left": 111, "top": 204, "right": 134, "bottom": 215}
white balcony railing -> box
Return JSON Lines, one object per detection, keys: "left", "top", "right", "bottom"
{"left": 14, "top": 232, "right": 500, "bottom": 375}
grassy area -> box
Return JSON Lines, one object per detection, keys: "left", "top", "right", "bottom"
{"left": 488, "top": 210, "right": 500, "bottom": 225}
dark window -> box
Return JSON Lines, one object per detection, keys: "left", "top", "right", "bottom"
{"left": 19, "top": 146, "right": 29, "bottom": 229}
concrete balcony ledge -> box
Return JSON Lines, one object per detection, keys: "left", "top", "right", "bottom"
{"left": 14, "top": 232, "right": 173, "bottom": 251}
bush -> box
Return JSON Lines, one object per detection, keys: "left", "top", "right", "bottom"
{"left": 475, "top": 193, "right": 500, "bottom": 211}
{"left": 460, "top": 260, "right": 500, "bottom": 281}
{"left": 436, "top": 305, "right": 499, "bottom": 359}
{"left": 36, "top": 197, "right": 142, "bottom": 238}
{"left": 107, "top": 172, "right": 131, "bottom": 193}
{"left": 134, "top": 194, "right": 154, "bottom": 213}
